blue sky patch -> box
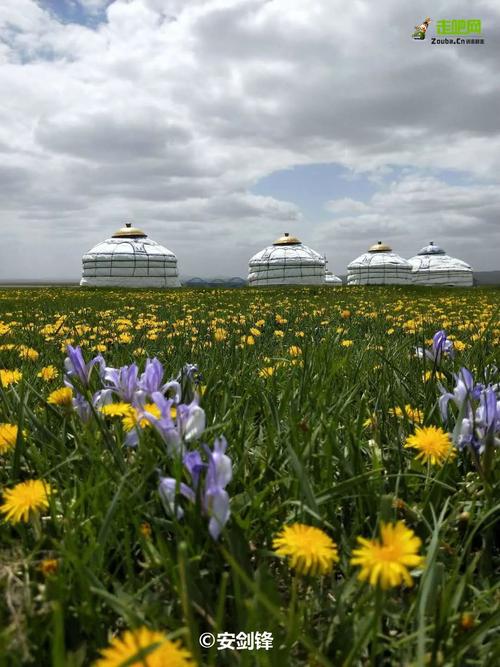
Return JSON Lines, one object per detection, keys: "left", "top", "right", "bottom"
{"left": 251, "top": 163, "right": 378, "bottom": 222}
{"left": 41, "top": 1, "right": 109, "bottom": 28}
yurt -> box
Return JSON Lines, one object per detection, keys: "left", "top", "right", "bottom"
{"left": 408, "top": 241, "right": 473, "bottom": 286}
{"left": 247, "top": 233, "right": 326, "bottom": 286}
{"left": 347, "top": 241, "right": 412, "bottom": 285}
{"left": 80, "top": 223, "right": 180, "bottom": 288}
{"left": 324, "top": 271, "right": 343, "bottom": 286}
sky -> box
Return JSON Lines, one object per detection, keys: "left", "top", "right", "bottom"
{"left": 0, "top": 0, "right": 499, "bottom": 280}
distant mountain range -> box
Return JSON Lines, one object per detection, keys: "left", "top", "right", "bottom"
{"left": 1, "top": 271, "right": 499, "bottom": 287}
{"left": 181, "top": 271, "right": 500, "bottom": 287}
{"left": 474, "top": 271, "right": 500, "bottom": 285}
{"left": 182, "top": 276, "right": 246, "bottom": 288}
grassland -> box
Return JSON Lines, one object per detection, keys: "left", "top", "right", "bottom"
{"left": 0, "top": 285, "right": 499, "bottom": 666}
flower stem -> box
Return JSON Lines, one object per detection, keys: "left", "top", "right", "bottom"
{"left": 286, "top": 574, "right": 300, "bottom": 647}
{"left": 371, "top": 586, "right": 384, "bottom": 666}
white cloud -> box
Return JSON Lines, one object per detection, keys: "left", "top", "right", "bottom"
{"left": 0, "top": 0, "right": 499, "bottom": 279}
{"left": 315, "top": 174, "right": 500, "bottom": 273}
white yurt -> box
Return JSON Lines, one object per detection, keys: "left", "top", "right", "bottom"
{"left": 80, "top": 223, "right": 181, "bottom": 288}
{"left": 408, "top": 241, "right": 473, "bottom": 286}
{"left": 324, "top": 271, "right": 343, "bottom": 286}
{"left": 347, "top": 241, "right": 412, "bottom": 285}
{"left": 247, "top": 233, "right": 326, "bottom": 287}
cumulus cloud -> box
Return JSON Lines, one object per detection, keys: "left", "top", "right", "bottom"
{"left": 0, "top": 0, "right": 498, "bottom": 279}
{"left": 315, "top": 174, "right": 500, "bottom": 273}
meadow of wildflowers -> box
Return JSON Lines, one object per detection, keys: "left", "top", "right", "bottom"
{"left": 0, "top": 285, "right": 499, "bottom": 666}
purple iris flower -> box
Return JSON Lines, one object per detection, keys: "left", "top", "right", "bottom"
{"left": 439, "top": 367, "right": 482, "bottom": 422}
{"left": 101, "top": 363, "right": 140, "bottom": 403}
{"left": 145, "top": 391, "right": 205, "bottom": 454}
{"left": 183, "top": 450, "right": 206, "bottom": 489}
{"left": 158, "top": 437, "right": 232, "bottom": 540}
{"left": 439, "top": 367, "right": 499, "bottom": 453}
{"left": 159, "top": 476, "right": 196, "bottom": 519}
{"left": 144, "top": 392, "right": 182, "bottom": 454}
{"left": 178, "top": 400, "right": 206, "bottom": 443}
{"left": 431, "top": 330, "right": 454, "bottom": 362}
{"left": 137, "top": 358, "right": 181, "bottom": 401}
{"left": 138, "top": 358, "right": 164, "bottom": 395}
{"left": 456, "top": 417, "right": 474, "bottom": 450}
{"left": 178, "top": 363, "right": 200, "bottom": 384}
{"left": 64, "top": 345, "right": 104, "bottom": 388}
{"left": 72, "top": 392, "right": 92, "bottom": 423}
{"left": 475, "top": 387, "right": 499, "bottom": 443}
{"left": 416, "top": 330, "right": 454, "bottom": 365}
{"left": 204, "top": 437, "right": 232, "bottom": 540}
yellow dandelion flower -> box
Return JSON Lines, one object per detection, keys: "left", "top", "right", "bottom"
{"left": 140, "top": 522, "right": 152, "bottom": 539}
{"left": 351, "top": 521, "right": 424, "bottom": 589}
{"left": 0, "top": 369, "right": 22, "bottom": 387}
{"left": 93, "top": 627, "right": 194, "bottom": 667}
{"left": 214, "top": 328, "right": 228, "bottom": 342}
{"left": 241, "top": 335, "right": 255, "bottom": 346}
{"left": 0, "top": 479, "right": 53, "bottom": 524}
{"left": 255, "top": 319, "right": 265, "bottom": 327}
{"left": 259, "top": 366, "right": 275, "bottom": 378}
{"left": 363, "top": 415, "right": 378, "bottom": 430}
{"left": 405, "top": 405, "right": 424, "bottom": 424}
{"left": 40, "top": 558, "right": 59, "bottom": 576}
{"left": 340, "top": 309, "right": 351, "bottom": 319}
{"left": 100, "top": 402, "right": 133, "bottom": 418}
{"left": 273, "top": 524, "right": 339, "bottom": 576}
{"left": 47, "top": 387, "right": 73, "bottom": 407}
{"left": 389, "top": 405, "right": 423, "bottom": 424}
{"left": 288, "top": 345, "right": 302, "bottom": 357}
{"left": 122, "top": 403, "right": 161, "bottom": 431}
{"left": 341, "top": 339, "right": 354, "bottom": 348}
{"left": 273, "top": 330, "right": 284, "bottom": 338}
{"left": 459, "top": 612, "right": 475, "bottom": 631}
{"left": 404, "top": 426, "right": 456, "bottom": 465}
{"left": 422, "top": 370, "right": 445, "bottom": 383}
{"left": 250, "top": 327, "right": 261, "bottom": 337}
{"left": 0, "top": 424, "right": 19, "bottom": 454}
{"left": 18, "top": 346, "right": 39, "bottom": 361}
{"left": 37, "top": 365, "right": 59, "bottom": 382}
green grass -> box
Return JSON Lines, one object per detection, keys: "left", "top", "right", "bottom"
{"left": 0, "top": 285, "right": 499, "bottom": 666}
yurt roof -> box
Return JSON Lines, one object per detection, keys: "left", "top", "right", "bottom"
{"left": 273, "top": 232, "right": 301, "bottom": 246}
{"left": 368, "top": 241, "right": 392, "bottom": 253}
{"left": 417, "top": 241, "right": 446, "bottom": 256}
{"left": 112, "top": 222, "right": 147, "bottom": 238}
{"left": 249, "top": 242, "right": 324, "bottom": 265}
